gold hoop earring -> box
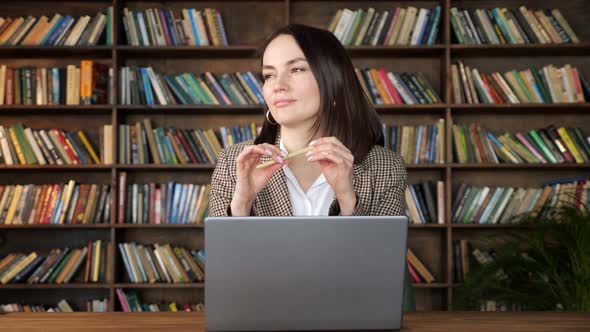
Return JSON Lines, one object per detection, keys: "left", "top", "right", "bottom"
{"left": 266, "top": 110, "right": 277, "bottom": 125}
{"left": 333, "top": 100, "right": 336, "bottom": 107}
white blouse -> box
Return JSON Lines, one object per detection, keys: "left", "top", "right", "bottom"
{"left": 280, "top": 138, "right": 336, "bottom": 216}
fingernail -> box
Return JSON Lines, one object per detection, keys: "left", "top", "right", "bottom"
{"left": 305, "top": 151, "right": 312, "bottom": 157}
{"left": 309, "top": 140, "right": 316, "bottom": 146}
{"left": 277, "top": 156, "right": 284, "bottom": 163}
{"left": 265, "top": 149, "right": 272, "bottom": 155}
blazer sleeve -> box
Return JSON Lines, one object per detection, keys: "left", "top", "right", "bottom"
{"left": 373, "top": 154, "right": 408, "bottom": 216}
{"left": 208, "top": 147, "right": 255, "bottom": 217}
{"left": 329, "top": 152, "right": 407, "bottom": 216}
{"left": 208, "top": 148, "right": 233, "bottom": 217}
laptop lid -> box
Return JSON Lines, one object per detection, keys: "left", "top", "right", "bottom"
{"left": 204, "top": 216, "right": 408, "bottom": 331}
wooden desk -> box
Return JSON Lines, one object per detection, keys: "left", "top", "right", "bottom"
{"left": 0, "top": 312, "right": 588, "bottom": 331}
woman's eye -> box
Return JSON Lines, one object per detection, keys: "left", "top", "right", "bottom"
{"left": 262, "top": 74, "right": 274, "bottom": 81}
{"left": 292, "top": 67, "right": 305, "bottom": 73}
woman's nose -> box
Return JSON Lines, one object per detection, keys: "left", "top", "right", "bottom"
{"left": 273, "top": 73, "right": 289, "bottom": 92}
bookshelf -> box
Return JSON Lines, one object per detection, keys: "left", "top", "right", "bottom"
{"left": 0, "top": 0, "right": 588, "bottom": 312}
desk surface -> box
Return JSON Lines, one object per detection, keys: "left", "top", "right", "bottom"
{"left": 1, "top": 312, "right": 589, "bottom": 331}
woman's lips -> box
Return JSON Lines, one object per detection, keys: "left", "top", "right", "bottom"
{"left": 274, "top": 99, "right": 296, "bottom": 107}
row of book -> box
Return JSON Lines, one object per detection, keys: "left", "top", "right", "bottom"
{"left": 122, "top": 7, "right": 227, "bottom": 47}
{"left": 116, "top": 289, "right": 204, "bottom": 312}
{"left": 0, "top": 240, "right": 112, "bottom": 284}
{"left": 382, "top": 120, "right": 445, "bottom": 164}
{"left": 6, "top": 62, "right": 588, "bottom": 106}
{"left": 405, "top": 181, "right": 445, "bottom": 225}
{"left": 452, "top": 177, "right": 589, "bottom": 224}
{"left": 356, "top": 68, "right": 442, "bottom": 105}
{"left": 0, "top": 182, "right": 112, "bottom": 225}
{"left": 118, "top": 119, "right": 257, "bottom": 165}
{"left": 0, "top": 62, "right": 112, "bottom": 105}
{"left": 451, "top": 7, "right": 580, "bottom": 45}
{"left": 0, "top": 124, "right": 105, "bottom": 166}
{"left": 119, "top": 243, "right": 205, "bottom": 284}
{"left": 406, "top": 248, "right": 435, "bottom": 284}
{"left": 451, "top": 61, "right": 590, "bottom": 104}
{"left": 452, "top": 123, "right": 590, "bottom": 164}
{"left": 1, "top": 299, "right": 108, "bottom": 313}
{"left": 118, "top": 175, "right": 210, "bottom": 225}
{"left": 3, "top": 121, "right": 590, "bottom": 167}
{"left": 119, "top": 67, "right": 264, "bottom": 106}
{"left": 0, "top": 8, "right": 113, "bottom": 46}
{"left": 328, "top": 6, "right": 441, "bottom": 46}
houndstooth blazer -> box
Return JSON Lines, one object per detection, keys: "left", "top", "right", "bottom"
{"left": 208, "top": 131, "right": 408, "bottom": 217}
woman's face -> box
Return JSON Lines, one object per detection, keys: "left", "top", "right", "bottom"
{"left": 262, "top": 34, "right": 321, "bottom": 128}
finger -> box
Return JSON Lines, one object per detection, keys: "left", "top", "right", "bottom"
{"left": 259, "top": 143, "right": 289, "bottom": 159}
{"left": 309, "top": 137, "right": 351, "bottom": 154}
{"left": 305, "top": 146, "right": 353, "bottom": 163}
{"left": 307, "top": 149, "right": 350, "bottom": 166}
{"left": 242, "top": 145, "right": 285, "bottom": 164}
{"left": 236, "top": 146, "right": 261, "bottom": 165}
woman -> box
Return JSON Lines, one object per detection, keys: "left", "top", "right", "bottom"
{"left": 207, "top": 24, "right": 414, "bottom": 311}
{"left": 208, "top": 24, "right": 407, "bottom": 218}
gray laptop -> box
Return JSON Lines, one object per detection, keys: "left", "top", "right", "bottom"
{"left": 204, "top": 216, "right": 408, "bottom": 332}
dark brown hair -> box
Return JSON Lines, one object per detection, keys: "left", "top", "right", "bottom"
{"left": 254, "top": 24, "right": 384, "bottom": 163}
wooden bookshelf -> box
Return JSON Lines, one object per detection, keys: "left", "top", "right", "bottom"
{"left": 0, "top": 0, "right": 588, "bottom": 313}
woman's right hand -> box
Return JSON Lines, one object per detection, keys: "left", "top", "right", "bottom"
{"left": 232, "top": 143, "right": 288, "bottom": 208}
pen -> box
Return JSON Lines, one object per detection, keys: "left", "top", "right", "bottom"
{"left": 256, "top": 146, "right": 315, "bottom": 169}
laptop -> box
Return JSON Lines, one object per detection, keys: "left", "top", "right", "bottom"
{"left": 204, "top": 216, "right": 408, "bottom": 332}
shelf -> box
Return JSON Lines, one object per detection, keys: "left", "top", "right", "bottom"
{"left": 117, "top": 45, "right": 259, "bottom": 58}
{"left": 345, "top": 45, "right": 445, "bottom": 57}
{"left": 405, "top": 164, "right": 446, "bottom": 170}
{"left": 116, "top": 45, "right": 445, "bottom": 58}
{"left": 450, "top": 163, "right": 590, "bottom": 170}
{"left": 117, "top": 104, "right": 264, "bottom": 114}
{"left": 451, "top": 224, "right": 532, "bottom": 229}
{"left": 0, "top": 105, "right": 113, "bottom": 113}
{"left": 0, "top": 46, "right": 113, "bottom": 58}
{"left": 3, "top": 104, "right": 585, "bottom": 113}
{"left": 374, "top": 104, "right": 447, "bottom": 113}
{"left": 0, "top": 165, "right": 112, "bottom": 171}
{"left": 0, "top": 224, "right": 110, "bottom": 229}
{"left": 411, "top": 283, "right": 449, "bottom": 289}
{"left": 4, "top": 163, "right": 589, "bottom": 172}
{"left": 409, "top": 224, "right": 447, "bottom": 228}
{"left": 450, "top": 103, "right": 590, "bottom": 112}
{"left": 0, "top": 284, "right": 111, "bottom": 289}
{"left": 116, "top": 164, "right": 215, "bottom": 171}
{"left": 114, "top": 224, "right": 204, "bottom": 229}
{"left": 113, "top": 283, "right": 204, "bottom": 289}
{"left": 451, "top": 43, "right": 590, "bottom": 57}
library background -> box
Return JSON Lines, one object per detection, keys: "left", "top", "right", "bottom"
{"left": 0, "top": 0, "right": 588, "bottom": 313}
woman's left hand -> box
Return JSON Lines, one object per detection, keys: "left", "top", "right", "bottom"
{"left": 306, "top": 137, "right": 357, "bottom": 210}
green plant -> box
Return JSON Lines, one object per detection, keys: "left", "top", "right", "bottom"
{"left": 454, "top": 204, "right": 590, "bottom": 311}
